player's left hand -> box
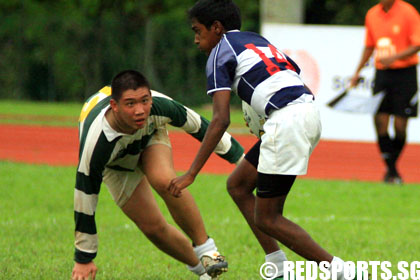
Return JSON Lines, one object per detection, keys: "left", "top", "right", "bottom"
{"left": 379, "top": 56, "right": 395, "bottom": 68}
{"left": 168, "top": 173, "right": 195, "bottom": 197}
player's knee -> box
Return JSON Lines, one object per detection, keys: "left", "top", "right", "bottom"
{"left": 254, "top": 213, "right": 273, "bottom": 234}
{"left": 226, "top": 178, "right": 240, "bottom": 199}
{"left": 394, "top": 127, "right": 407, "bottom": 139}
{"left": 227, "top": 176, "right": 249, "bottom": 200}
{"left": 150, "top": 179, "right": 171, "bottom": 195}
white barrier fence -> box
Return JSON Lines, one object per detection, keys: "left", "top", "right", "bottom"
{"left": 262, "top": 23, "right": 420, "bottom": 143}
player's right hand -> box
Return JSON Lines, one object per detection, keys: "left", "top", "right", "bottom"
{"left": 349, "top": 75, "right": 364, "bottom": 88}
{"left": 72, "top": 261, "right": 97, "bottom": 280}
{"left": 349, "top": 74, "right": 360, "bottom": 88}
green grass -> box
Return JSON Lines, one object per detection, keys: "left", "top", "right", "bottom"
{"left": 1, "top": 161, "right": 419, "bottom": 279}
{"left": 0, "top": 100, "right": 248, "bottom": 133}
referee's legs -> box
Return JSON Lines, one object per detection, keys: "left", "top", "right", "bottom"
{"left": 375, "top": 113, "right": 406, "bottom": 183}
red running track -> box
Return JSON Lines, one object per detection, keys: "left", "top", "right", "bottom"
{"left": 1, "top": 124, "right": 419, "bottom": 183}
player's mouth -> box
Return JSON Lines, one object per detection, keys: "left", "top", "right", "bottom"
{"left": 134, "top": 119, "right": 145, "bottom": 127}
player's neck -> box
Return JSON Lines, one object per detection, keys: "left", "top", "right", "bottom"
{"left": 105, "top": 108, "right": 135, "bottom": 135}
{"left": 382, "top": 0, "right": 395, "bottom": 12}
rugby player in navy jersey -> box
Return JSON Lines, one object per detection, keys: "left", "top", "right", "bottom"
{"left": 168, "top": 1, "right": 353, "bottom": 279}
{"left": 72, "top": 70, "right": 244, "bottom": 280}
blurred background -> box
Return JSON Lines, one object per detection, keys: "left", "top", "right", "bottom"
{"left": 3, "top": 0, "right": 419, "bottom": 107}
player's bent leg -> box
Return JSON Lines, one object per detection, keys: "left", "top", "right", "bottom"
{"left": 227, "top": 158, "right": 280, "bottom": 254}
{"left": 141, "top": 143, "right": 208, "bottom": 245}
{"left": 255, "top": 194, "right": 333, "bottom": 263}
{"left": 121, "top": 178, "right": 199, "bottom": 267}
{"left": 142, "top": 144, "right": 228, "bottom": 277}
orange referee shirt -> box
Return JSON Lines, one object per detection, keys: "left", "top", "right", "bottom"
{"left": 365, "top": 0, "right": 420, "bottom": 69}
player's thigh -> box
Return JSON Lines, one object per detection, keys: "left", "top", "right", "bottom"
{"left": 141, "top": 143, "right": 176, "bottom": 189}
{"left": 103, "top": 167, "right": 144, "bottom": 208}
{"left": 376, "top": 67, "right": 418, "bottom": 117}
{"left": 258, "top": 102, "right": 321, "bottom": 175}
{"left": 121, "top": 177, "right": 167, "bottom": 231}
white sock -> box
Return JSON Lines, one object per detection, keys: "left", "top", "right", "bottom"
{"left": 330, "top": 256, "right": 346, "bottom": 280}
{"left": 193, "top": 238, "right": 218, "bottom": 259}
{"left": 265, "top": 250, "right": 287, "bottom": 277}
{"left": 187, "top": 261, "right": 206, "bottom": 276}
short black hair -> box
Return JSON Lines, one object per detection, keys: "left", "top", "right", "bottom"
{"left": 111, "top": 70, "right": 150, "bottom": 102}
{"left": 188, "top": 0, "right": 241, "bottom": 31}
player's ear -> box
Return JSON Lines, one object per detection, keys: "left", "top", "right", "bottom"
{"left": 213, "top": 20, "right": 225, "bottom": 36}
{"left": 110, "top": 98, "right": 118, "bottom": 112}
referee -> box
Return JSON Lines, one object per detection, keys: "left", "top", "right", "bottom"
{"left": 350, "top": 0, "right": 420, "bottom": 184}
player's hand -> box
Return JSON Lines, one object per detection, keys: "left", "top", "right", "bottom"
{"left": 349, "top": 74, "right": 360, "bottom": 88}
{"left": 379, "top": 56, "right": 395, "bottom": 68}
{"left": 168, "top": 173, "right": 195, "bottom": 197}
{"left": 72, "top": 261, "right": 97, "bottom": 280}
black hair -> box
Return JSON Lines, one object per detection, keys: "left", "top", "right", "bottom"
{"left": 188, "top": 0, "right": 241, "bottom": 31}
{"left": 111, "top": 70, "right": 150, "bottom": 102}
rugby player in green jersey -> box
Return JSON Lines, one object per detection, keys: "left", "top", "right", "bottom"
{"left": 72, "top": 70, "right": 244, "bottom": 280}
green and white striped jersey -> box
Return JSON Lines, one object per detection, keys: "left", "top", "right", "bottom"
{"left": 74, "top": 86, "right": 244, "bottom": 263}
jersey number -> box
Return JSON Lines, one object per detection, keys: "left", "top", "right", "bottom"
{"left": 244, "top": 44, "right": 296, "bottom": 75}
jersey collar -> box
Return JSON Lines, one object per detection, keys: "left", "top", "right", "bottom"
{"left": 102, "top": 107, "right": 127, "bottom": 142}
{"left": 379, "top": 0, "right": 399, "bottom": 16}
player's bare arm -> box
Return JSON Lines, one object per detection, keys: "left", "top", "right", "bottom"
{"left": 168, "top": 90, "right": 231, "bottom": 197}
{"left": 350, "top": 47, "right": 374, "bottom": 87}
{"left": 379, "top": 45, "right": 420, "bottom": 67}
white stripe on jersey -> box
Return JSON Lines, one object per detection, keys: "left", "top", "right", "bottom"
{"left": 74, "top": 189, "right": 98, "bottom": 216}
{"left": 235, "top": 47, "right": 274, "bottom": 76}
{"left": 213, "top": 43, "right": 222, "bottom": 90}
{"left": 78, "top": 109, "right": 108, "bottom": 176}
{"left": 182, "top": 108, "right": 202, "bottom": 134}
{"left": 208, "top": 87, "right": 232, "bottom": 94}
{"left": 251, "top": 70, "right": 304, "bottom": 116}
{"left": 151, "top": 90, "right": 173, "bottom": 99}
{"left": 75, "top": 231, "right": 98, "bottom": 253}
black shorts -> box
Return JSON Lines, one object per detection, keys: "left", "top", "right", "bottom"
{"left": 374, "top": 65, "right": 418, "bottom": 117}
{"left": 244, "top": 140, "right": 261, "bottom": 169}
{"left": 244, "top": 140, "right": 296, "bottom": 198}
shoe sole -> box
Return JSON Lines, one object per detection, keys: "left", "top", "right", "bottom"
{"left": 201, "top": 256, "right": 228, "bottom": 278}
{"left": 206, "top": 261, "right": 228, "bottom": 278}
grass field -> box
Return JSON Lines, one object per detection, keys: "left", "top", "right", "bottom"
{"left": 2, "top": 100, "right": 420, "bottom": 279}
{"left": 1, "top": 161, "right": 420, "bottom": 279}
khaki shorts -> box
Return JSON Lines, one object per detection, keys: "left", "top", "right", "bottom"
{"left": 103, "top": 127, "right": 171, "bottom": 207}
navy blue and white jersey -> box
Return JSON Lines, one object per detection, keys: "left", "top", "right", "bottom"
{"left": 206, "top": 30, "right": 314, "bottom": 117}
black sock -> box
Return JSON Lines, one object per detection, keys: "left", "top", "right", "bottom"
{"left": 391, "top": 136, "right": 406, "bottom": 175}
{"left": 378, "top": 134, "right": 397, "bottom": 175}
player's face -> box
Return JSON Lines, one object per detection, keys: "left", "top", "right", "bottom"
{"left": 191, "top": 18, "right": 223, "bottom": 56}
{"left": 111, "top": 87, "right": 152, "bottom": 134}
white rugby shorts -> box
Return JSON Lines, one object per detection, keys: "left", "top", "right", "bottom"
{"left": 103, "top": 127, "right": 171, "bottom": 207}
{"left": 257, "top": 102, "right": 321, "bottom": 175}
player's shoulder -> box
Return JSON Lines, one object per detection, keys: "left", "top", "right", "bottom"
{"left": 150, "top": 90, "right": 185, "bottom": 118}
{"left": 366, "top": 3, "right": 382, "bottom": 18}
{"left": 151, "top": 89, "right": 173, "bottom": 100}
{"left": 222, "top": 30, "right": 270, "bottom": 55}
{"left": 224, "top": 30, "right": 266, "bottom": 42}
{"left": 398, "top": 0, "right": 420, "bottom": 16}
